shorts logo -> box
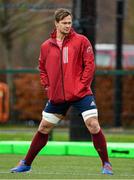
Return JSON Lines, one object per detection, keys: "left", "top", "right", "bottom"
{"left": 90, "top": 101, "right": 95, "bottom": 106}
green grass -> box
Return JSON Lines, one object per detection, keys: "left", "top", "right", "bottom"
{"left": 0, "top": 126, "right": 134, "bottom": 179}
{"left": 0, "top": 155, "right": 133, "bottom": 179}
{"left": 0, "top": 126, "right": 134, "bottom": 142}
{"left": 106, "top": 134, "right": 134, "bottom": 143}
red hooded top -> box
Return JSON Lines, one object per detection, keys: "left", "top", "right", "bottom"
{"left": 39, "top": 29, "right": 95, "bottom": 103}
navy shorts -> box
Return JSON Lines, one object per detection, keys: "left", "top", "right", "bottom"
{"left": 44, "top": 95, "right": 96, "bottom": 114}
{"left": 42, "top": 95, "right": 98, "bottom": 124}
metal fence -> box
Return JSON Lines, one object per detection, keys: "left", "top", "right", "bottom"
{"left": 0, "top": 69, "right": 134, "bottom": 129}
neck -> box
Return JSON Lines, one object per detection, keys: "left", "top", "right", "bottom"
{"left": 56, "top": 31, "right": 66, "bottom": 41}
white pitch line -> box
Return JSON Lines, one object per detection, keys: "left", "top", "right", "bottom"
{"left": 28, "top": 171, "right": 134, "bottom": 177}
{"left": 0, "top": 171, "right": 134, "bottom": 178}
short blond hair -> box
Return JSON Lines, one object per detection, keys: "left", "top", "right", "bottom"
{"left": 54, "top": 8, "right": 72, "bottom": 22}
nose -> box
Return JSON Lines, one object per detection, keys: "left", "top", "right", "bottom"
{"left": 66, "top": 24, "right": 70, "bottom": 28}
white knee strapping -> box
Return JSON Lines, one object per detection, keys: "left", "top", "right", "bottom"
{"left": 82, "top": 109, "right": 98, "bottom": 122}
{"left": 42, "top": 111, "right": 60, "bottom": 124}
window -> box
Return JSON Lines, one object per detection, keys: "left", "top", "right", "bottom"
{"left": 96, "top": 52, "right": 112, "bottom": 67}
{"left": 95, "top": 44, "right": 134, "bottom": 68}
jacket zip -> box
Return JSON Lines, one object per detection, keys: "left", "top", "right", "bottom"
{"left": 60, "top": 46, "right": 66, "bottom": 101}
{"left": 50, "top": 41, "right": 66, "bottom": 101}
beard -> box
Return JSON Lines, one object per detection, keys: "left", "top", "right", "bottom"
{"left": 60, "top": 29, "right": 70, "bottom": 35}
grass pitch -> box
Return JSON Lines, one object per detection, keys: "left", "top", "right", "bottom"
{"left": 0, "top": 155, "right": 134, "bottom": 179}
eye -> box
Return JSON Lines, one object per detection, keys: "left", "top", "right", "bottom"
{"left": 62, "top": 22, "right": 71, "bottom": 25}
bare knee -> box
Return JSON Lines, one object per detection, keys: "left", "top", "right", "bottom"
{"left": 85, "top": 117, "right": 100, "bottom": 134}
{"left": 38, "top": 119, "right": 55, "bottom": 134}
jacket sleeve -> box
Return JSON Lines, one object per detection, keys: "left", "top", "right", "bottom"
{"left": 81, "top": 37, "right": 95, "bottom": 87}
{"left": 38, "top": 45, "right": 49, "bottom": 89}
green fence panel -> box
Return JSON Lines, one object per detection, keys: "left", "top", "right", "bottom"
{"left": 13, "top": 141, "right": 31, "bottom": 154}
{"left": 0, "top": 141, "right": 13, "bottom": 154}
{"left": 0, "top": 141, "right": 134, "bottom": 158}
{"left": 108, "top": 142, "right": 134, "bottom": 158}
{"left": 39, "top": 142, "right": 67, "bottom": 155}
{"left": 67, "top": 142, "right": 98, "bottom": 156}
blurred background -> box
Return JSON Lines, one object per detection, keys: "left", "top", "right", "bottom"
{"left": 0, "top": 0, "right": 134, "bottom": 141}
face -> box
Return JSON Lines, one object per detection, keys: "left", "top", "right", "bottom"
{"left": 55, "top": 15, "right": 72, "bottom": 35}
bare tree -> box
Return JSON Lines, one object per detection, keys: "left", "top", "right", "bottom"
{"left": 0, "top": 0, "right": 54, "bottom": 120}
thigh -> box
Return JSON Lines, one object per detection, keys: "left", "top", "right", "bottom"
{"left": 72, "top": 95, "right": 97, "bottom": 113}
{"left": 44, "top": 100, "right": 70, "bottom": 115}
{"left": 38, "top": 119, "right": 55, "bottom": 134}
{"left": 72, "top": 95, "right": 98, "bottom": 122}
{"left": 42, "top": 100, "right": 70, "bottom": 124}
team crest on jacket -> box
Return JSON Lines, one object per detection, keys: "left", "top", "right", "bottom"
{"left": 87, "top": 46, "right": 92, "bottom": 53}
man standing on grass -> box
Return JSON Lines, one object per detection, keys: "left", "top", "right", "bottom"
{"left": 11, "top": 8, "right": 113, "bottom": 175}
